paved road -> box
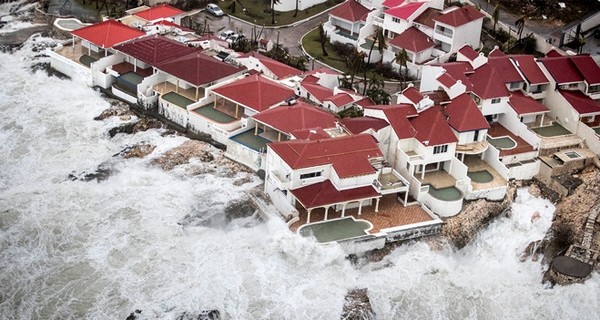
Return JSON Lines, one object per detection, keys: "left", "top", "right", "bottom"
{"left": 191, "top": 9, "right": 330, "bottom": 56}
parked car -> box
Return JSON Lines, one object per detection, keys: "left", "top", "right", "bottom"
{"left": 226, "top": 34, "right": 245, "bottom": 45}
{"left": 218, "top": 30, "right": 235, "bottom": 40}
{"left": 206, "top": 3, "right": 224, "bottom": 17}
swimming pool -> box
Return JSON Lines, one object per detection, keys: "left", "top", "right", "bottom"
{"left": 487, "top": 136, "right": 516, "bottom": 150}
{"left": 298, "top": 216, "right": 372, "bottom": 243}
{"left": 427, "top": 185, "right": 462, "bottom": 201}
{"left": 468, "top": 170, "right": 494, "bottom": 183}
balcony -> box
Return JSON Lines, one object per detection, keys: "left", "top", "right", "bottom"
{"left": 455, "top": 140, "right": 489, "bottom": 155}
{"left": 271, "top": 170, "right": 291, "bottom": 189}
{"left": 372, "top": 167, "right": 409, "bottom": 195}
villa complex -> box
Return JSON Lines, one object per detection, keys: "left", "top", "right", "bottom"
{"left": 47, "top": 2, "right": 600, "bottom": 251}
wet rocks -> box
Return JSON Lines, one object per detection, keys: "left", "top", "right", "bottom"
{"left": 152, "top": 140, "right": 214, "bottom": 171}
{"left": 116, "top": 144, "right": 156, "bottom": 159}
{"left": 68, "top": 161, "right": 113, "bottom": 182}
{"left": 176, "top": 310, "right": 221, "bottom": 320}
{"left": 125, "top": 309, "right": 142, "bottom": 320}
{"left": 108, "top": 117, "right": 163, "bottom": 138}
{"left": 94, "top": 100, "right": 136, "bottom": 121}
{"left": 442, "top": 183, "right": 517, "bottom": 249}
{"left": 341, "top": 288, "right": 376, "bottom": 320}
{"left": 223, "top": 197, "right": 258, "bottom": 222}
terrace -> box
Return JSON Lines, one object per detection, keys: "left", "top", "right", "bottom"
{"left": 153, "top": 81, "right": 203, "bottom": 101}
{"left": 109, "top": 61, "right": 153, "bottom": 78}
{"left": 463, "top": 155, "right": 507, "bottom": 190}
{"left": 488, "top": 123, "right": 535, "bottom": 157}
{"left": 53, "top": 41, "right": 109, "bottom": 67}
{"left": 532, "top": 122, "right": 572, "bottom": 137}
{"left": 290, "top": 194, "right": 434, "bottom": 234}
{"left": 415, "top": 169, "right": 456, "bottom": 189}
{"left": 229, "top": 129, "right": 271, "bottom": 152}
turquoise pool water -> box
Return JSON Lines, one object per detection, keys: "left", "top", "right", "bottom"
{"left": 427, "top": 185, "right": 462, "bottom": 201}
{"left": 298, "top": 217, "right": 371, "bottom": 243}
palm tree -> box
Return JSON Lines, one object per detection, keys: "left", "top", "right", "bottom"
{"left": 363, "top": 27, "right": 387, "bottom": 94}
{"left": 515, "top": 16, "right": 525, "bottom": 40}
{"left": 394, "top": 48, "right": 409, "bottom": 89}
{"left": 318, "top": 23, "right": 328, "bottom": 57}
{"left": 293, "top": 0, "right": 299, "bottom": 17}
{"left": 492, "top": 4, "right": 500, "bottom": 32}
{"left": 346, "top": 49, "right": 366, "bottom": 90}
{"left": 270, "top": 0, "right": 280, "bottom": 25}
{"left": 366, "top": 74, "right": 390, "bottom": 104}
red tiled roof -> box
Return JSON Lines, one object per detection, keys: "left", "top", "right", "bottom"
{"left": 154, "top": 19, "right": 193, "bottom": 32}
{"left": 488, "top": 47, "right": 505, "bottom": 57}
{"left": 401, "top": 86, "right": 424, "bottom": 104}
{"left": 269, "top": 134, "right": 383, "bottom": 178}
{"left": 212, "top": 74, "right": 294, "bottom": 113}
{"left": 538, "top": 56, "right": 583, "bottom": 84}
{"left": 330, "top": 0, "right": 370, "bottom": 22}
{"left": 488, "top": 56, "right": 523, "bottom": 83}
{"left": 340, "top": 116, "right": 389, "bottom": 134}
{"left": 156, "top": 52, "right": 244, "bottom": 86}
{"left": 325, "top": 93, "right": 354, "bottom": 107}
{"left": 71, "top": 20, "right": 145, "bottom": 49}
{"left": 443, "top": 93, "right": 489, "bottom": 131}
{"left": 508, "top": 91, "right": 548, "bottom": 115}
{"left": 437, "top": 72, "right": 457, "bottom": 88}
{"left": 301, "top": 74, "right": 319, "bottom": 84}
{"left": 291, "top": 180, "right": 380, "bottom": 209}
{"left": 354, "top": 97, "right": 376, "bottom": 108}
{"left": 382, "top": 0, "right": 405, "bottom": 8}
{"left": 365, "top": 104, "right": 418, "bottom": 139}
{"left": 440, "top": 62, "right": 474, "bottom": 91}
{"left": 303, "top": 83, "right": 334, "bottom": 102}
{"left": 290, "top": 128, "right": 332, "bottom": 140}
{"left": 113, "top": 34, "right": 198, "bottom": 66}
{"left": 384, "top": 2, "right": 426, "bottom": 20}
{"left": 570, "top": 55, "right": 600, "bottom": 85}
{"left": 560, "top": 90, "right": 600, "bottom": 115}
{"left": 468, "top": 64, "right": 510, "bottom": 99}
{"left": 545, "top": 49, "right": 563, "bottom": 58}
{"left": 389, "top": 27, "right": 434, "bottom": 53}
{"left": 433, "top": 5, "right": 484, "bottom": 27}
{"left": 410, "top": 106, "right": 458, "bottom": 145}
{"left": 413, "top": 7, "right": 441, "bottom": 28}
{"left": 510, "top": 55, "right": 549, "bottom": 85}
{"left": 134, "top": 4, "right": 184, "bottom": 21}
{"left": 304, "top": 67, "right": 341, "bottom": 76}
{"left": 458, "top": 45, "right": 479, "bottom": 61}
{"left": 241, "top": 52, "right": 303, "bottom": 79}
{"left": 253, "top": 101, "right": 337, "bottom": 134}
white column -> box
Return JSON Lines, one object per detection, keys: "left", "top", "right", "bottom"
{"left": 358, "top": 201, "right": 363, "bottom": 215}
{"left": 375, "top": 198, "right": 380, "bottom": 213}
{"left": 306, "top": 209, "right": 312, "bottom": 223}
{"left": 324, "top": 206, "right": 329, "bottom": 220}
{"left": 134, "top": 58, "right": 137, "bottom": 72}
{"left": 341, "top": 204, "right": 347, "bottom": 217}
{"left": 404, "top": 191, "right": 408, "bottom": 207}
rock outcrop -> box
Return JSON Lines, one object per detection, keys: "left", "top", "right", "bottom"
{"left": 116, "top": 144, "right": 156, "bottom": 159}
{"left": 152, "top": 140, "right": 215, "bottom": 171}
{"left": 94, "top": 100, "right": 136, "bottom": 121}
{"left": 442, "top": 184, "right": 517, "bottom": 249}
{"left": 341, "top": 288, "right": 376, "bottom": 320}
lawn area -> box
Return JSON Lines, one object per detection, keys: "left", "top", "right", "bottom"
{"left": 302, "top": 27, "right": 348, "bottom": 72}
{"left": 220, "top": 0, "right": 340, "bottom": 26}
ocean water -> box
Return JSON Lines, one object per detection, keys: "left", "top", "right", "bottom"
{"left": 0, "top": 4, "right": 599, "bottom": 319}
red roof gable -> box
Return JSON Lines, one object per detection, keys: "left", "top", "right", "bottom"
{"left": 401, "top": 86, "right": 424, "bottom": 104}
{"left": 538, "top": 56, "right": 583, "bottom": 84}
{"left": 330, "top": 0, "right": 370, "bottom": 22}
{"left": 325, "top": 93, "right": 354, "bottom": 107}
{"left": 242, "top": 52, "right": 303, "bottom": 79}
{"left": 434, "top": 5, "right": 484, "bottom": 27}
{"left": 389, "top": 27, "right": 434, "bottom": 53}
{"left": 156, "top": 52, "right": 244, "bottom": 86}
{"left": 354, "top": 97, "right": 376, "bottom": 108}
{"left": 340, "top": 116, "right": 389, "bottom": 134}
{"left": 437, "top": 72, "right": 457, "bottom": 88}
{"left": 444, "top": 93, "right": 489, "bottom": 131}
{"left": 384, "top": 2, "right": 426, "bottom": 20}
{"left": 212, "top": 74, "right": 294, "bottom": 113}
{"left": 413, "top": 7, "right": 441, "bottom": 28}
{"left": 510, "top": 55, "right": 549, "bottom": 85}
{"left": 134, "top": 4, "right": 184, "bottom": 21}
{"left": 382, "top": 0, "right": 405, "bottom": 8}
{"left": 508, "top": 91, "right": 548, "bottom": 115}
{"left": 468, "top": 64, "right": 510, "bottom": 99}
{"left": 113, "top": 34, "right": 198, "bottom": 66}
{"left": 560, "top": 90, "right": 600, "bottom": 115}
{"left": 71, "top": 20, "right": 145, "bottom": 49}
{"left": 303, "top": 83, "right": 334, "bottom": 102}
{"left": 365, "top": 104, "right": 418, "bottom": 139}
{"left": 291, "top": 180, "right": 380, "bottom": 209}
{"left": 488, "top": 56, "right": 523, "bottom": 83}
{"left": 440, "top": 62, "right": 474, "bottom": 91}
{"left": 488, "top": 47, "right": 505, "bottom": 57}
{"left": 269, "top": 134, "right": 383, "bottom": 178}
{"left": 410, "top": 106, "right": 458, "bottom": 146}
{"left": 458, "top": 45, "right": 479, "bottom": 61}
{"left": 570, "top": 56, "right": 600, "bottom": 85}
{"left": 545, "top": 49, "right": 564, "bottom": 58}
{"left": 253, "top": 101, "right": 337, "bottom": 134}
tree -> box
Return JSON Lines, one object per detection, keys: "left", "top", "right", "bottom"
{"left": 366, "top": 74, "right": 390, "bottom": 104}
{"left": 515, "top": 16, "right": 525, "bottom": 40}
{"left": 492, "top": 4, "right": 500, "bottom": 32}
{"left": 318, "top": 23, "right": 328, "bottom": 57}
{"left": 269, "top": 0, "right": 280, "bottom": 25}
{"left": 293, "top": 0, "right": 299, "bottom": 17}
{"left": 346, "top": 49, "right": 366, "bottom": 90}
{"left": 394, "top": 48, "right": 409, "bottom": 89}
{"left": 363, "top": 27, "right": 387, "bottom": 95}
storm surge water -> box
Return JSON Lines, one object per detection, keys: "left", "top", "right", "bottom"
{"left": 1, "top": 23, "right": 599, "bottom": 320}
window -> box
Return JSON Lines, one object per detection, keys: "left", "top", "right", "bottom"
{"left": 392, "top": 17, "right": 401, "bottom": 24}
{"left": 509, "top": 82, "right": 521, "bottom": 90}
{"left": 300, "top": 171, "right": 322, "bottom": 179}
{"left": 433, "top": 145, "right": 448, "bottom": 154}
{"left": 589, "top": 85, "right": 600, "bottom": 93}
{"left": 491, "top": 98, "right": 501, "bottom": 104}
{"left": 473, "top": 130, "right": 479, "bottom": 141}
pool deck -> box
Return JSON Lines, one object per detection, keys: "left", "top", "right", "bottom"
{"left": 112, "top": 62, "right": 153, "bottom": 78}
{"left": 463, "top": 155, "right": 507, "bottom": 190}
{"left": 290, "top": 195, "right": 434, "bottom": 234}
{"left": 54, "top": 41, "right": 106, "bottom": 67}
{"left": 488, "top": 123, "right": 535, "bottom": 157}
{"left": 416, "top": 170, "right": 456, "bottom": 189}
{"left": 154, "top": 82, "right": 202, "bottom": 101}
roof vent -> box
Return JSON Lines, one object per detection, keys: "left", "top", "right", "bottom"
{"left": 285, "top": 96, "right": 297, "bottom": 105}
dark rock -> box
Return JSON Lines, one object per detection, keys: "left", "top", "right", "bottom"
{"left": 115, "top": 144, "right": 156, "bottom": 159}
{"left": 224, "top": 197, "right": 257, "bottom": 222}
{"left": 125, "top": 309, "right": 142, "bottom": 320}
{"left": 152, "top": 140, "right": 214, "bottom": 171}
{"left": 108, "top": 118, "right": 163, "bottom": 137}
{"left": 341, "top": 288, "right": 376, "bottom": 320}
{"left": 94, "top": 101, "right": 135, "bottom": 121}
{"left": 68, "top": 162, "right": 113, "bottom": 182}
{"left": 176, "top": 310, "right": 220, "bottom": 320}
{"left": 256, "top": 169, "right": 266, "bottom": 180}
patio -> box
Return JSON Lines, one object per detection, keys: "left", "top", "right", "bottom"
{"left": 462, "top": 155, "right": 508, "bottom": 190}
{"left": 290, "top": 194, "right": 434, "bottom": 234}
{"left": 230, "top": 129, "right": 271, "bottom": 152}
{"left": 533, "top": 122, "right": 572, "bottom": 137}
{"left": 111, "top": 61, "right": 153, "bottom": 77}
{"left": 191, "top": 104, "right": 237, "bottom": 123}
{"left": 162, "top": 91, "right": 195, "bottom": 109}
{"left": 415, "top": 170, "right": 456, "bottom": 189}
{"left": 153, "top": 81, "right": 201, "bottom": 101}
{"left": 54, "top": 41, "right": 108, "bottom": 66}
{"left": 488, "top": 123, "right": 535, "bottom": 157}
